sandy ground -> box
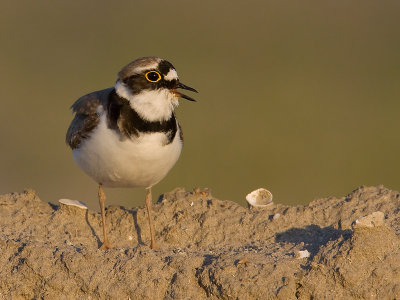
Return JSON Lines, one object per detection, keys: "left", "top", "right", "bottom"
{"left": 1, "top": 185, "right": 400, "bottom": 299}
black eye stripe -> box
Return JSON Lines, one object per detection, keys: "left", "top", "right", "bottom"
{"left": 120, "top": 67, "right": 178, "bottom": 96}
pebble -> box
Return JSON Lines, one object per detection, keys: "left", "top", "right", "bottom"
{"left": 353, "top": 211, "right": 385, "bottom": 229}
{"left": 297, "top": 250, "right": 310, "bottom": 259}
{"left": 273, "top": 213, "right": 281, "bottom": 220}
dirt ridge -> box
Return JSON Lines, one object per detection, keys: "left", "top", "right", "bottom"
{"left": 1, "top": 185, "right": 399, "bottom": 299}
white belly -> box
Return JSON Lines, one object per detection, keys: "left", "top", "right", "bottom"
{"left": 72, "top": 115, "right": 183, "bottom": 188}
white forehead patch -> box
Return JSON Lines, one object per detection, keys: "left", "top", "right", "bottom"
{"left": 164, "top": 69, "right": 178, "bottom": 81}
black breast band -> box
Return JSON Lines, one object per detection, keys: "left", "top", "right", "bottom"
{"left": 106, "top": 89, "right": 177, "bottom": 144}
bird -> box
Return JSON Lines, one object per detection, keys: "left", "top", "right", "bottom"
{"left": 66, "top": 56, "right": 197, "bottom": 250}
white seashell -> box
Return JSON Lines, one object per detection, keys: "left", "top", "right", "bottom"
{"left": 297, "top": 250, "right": 310, "bottom": 259}
{"left": 246, "top": 188, "right": 273, "bottom": 207}
{"left": 59, "top": 199, "right": 88, "bottom": 210}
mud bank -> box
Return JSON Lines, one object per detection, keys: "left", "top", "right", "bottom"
{"left": 1, "top": 185, "right": 399, "bottom": 299}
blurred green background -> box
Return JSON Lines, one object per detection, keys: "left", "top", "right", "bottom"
{"left": 1, "top": 0, "right": 399, "bottom": 210}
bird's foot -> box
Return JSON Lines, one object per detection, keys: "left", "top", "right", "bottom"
{"left": 99, "top": 240, "right": 114, "bottom": 250}
{"left": 150, "top": 242, "right": 159, "bottom": 251}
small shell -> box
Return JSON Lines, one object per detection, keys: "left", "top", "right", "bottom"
{"left": 246, "top": 188, "right": 273, "bottom": 207}
{"left": 59, "top": 199, "right": 88, "bottom": 210}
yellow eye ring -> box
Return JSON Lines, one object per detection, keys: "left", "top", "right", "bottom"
{"left": 145, "top": 71, "right": 162, "bottom": 83}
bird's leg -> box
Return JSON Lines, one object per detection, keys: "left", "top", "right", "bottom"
{"left": 98, "top": 184, "right": 114, "bottom": 250}
{"left": 145, "top": 187, "right": 157, "bottom": 250}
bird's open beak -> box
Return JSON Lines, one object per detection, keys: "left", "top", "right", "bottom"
{"left": 175, "top": 82, "right": 198, "bottom": 102}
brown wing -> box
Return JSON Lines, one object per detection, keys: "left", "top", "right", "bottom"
{"left": 177, "top": 119, "right": 184, "bottom": 143}
{"left": 66, "top": 88, "right": 113, "bottom": 149}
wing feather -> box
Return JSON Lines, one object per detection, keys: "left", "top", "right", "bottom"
{"left": 66, "top": 88, "right": 113, "bottom": 149}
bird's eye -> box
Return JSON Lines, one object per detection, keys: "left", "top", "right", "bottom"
{"left": 145, "top": 71, "right": 161, "bottom": 83}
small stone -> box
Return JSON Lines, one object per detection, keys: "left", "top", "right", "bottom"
{"left": 353, "top": 211, "right": 385, "bottom": 229}
{"left": 273, "top": 213, "right": 281, "bottom": 220}
{"left": 296, "top": 250, "right": 310, "bottom": 259}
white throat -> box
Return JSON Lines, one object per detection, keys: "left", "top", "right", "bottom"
{"left": 115, "top": 81, "right": 179, "bottom": 122}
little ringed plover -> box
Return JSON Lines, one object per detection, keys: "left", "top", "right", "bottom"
{"left": 66, "top": 56, "right": 197, "bottom": 250}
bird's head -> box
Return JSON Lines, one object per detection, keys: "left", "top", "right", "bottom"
{"left": 115, "top": 57, "right": 197, "bottom": 122}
